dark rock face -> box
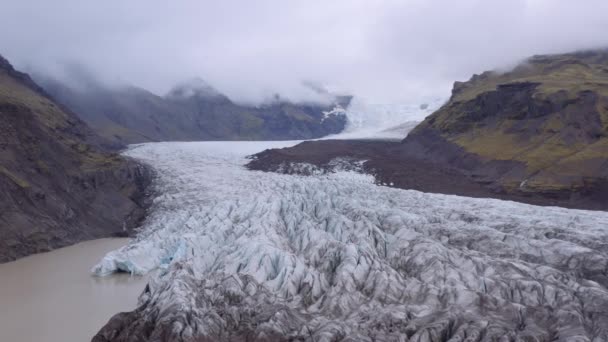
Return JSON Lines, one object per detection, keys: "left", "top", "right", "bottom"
{"left": 36, "top": 75, "right": 350, "bottom": 144}
{"left": 0, "top": 55, "right": 152, "bottom": 262}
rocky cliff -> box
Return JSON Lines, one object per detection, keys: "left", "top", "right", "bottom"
{"left": 403, "top": 49, "right": 608, "bottom": 205}
{"left": 37, "top": 75, "right": 349, "bottom": 144}
{"left": 0, "top": 55, "right": 151, "bottom": 262}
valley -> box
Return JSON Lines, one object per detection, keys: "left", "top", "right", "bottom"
{"left": 1, "top": 17, "right": 607, "bottom": 339}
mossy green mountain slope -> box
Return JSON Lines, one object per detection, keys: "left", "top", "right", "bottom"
{"left": 406, "top": 49, "right": 608, "bottom": 200}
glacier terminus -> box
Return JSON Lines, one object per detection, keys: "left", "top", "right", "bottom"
{"left": 92, "top": 141, "right": 608, "bottom": 342}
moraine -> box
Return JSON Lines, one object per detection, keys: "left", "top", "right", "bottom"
{"left": 93, "top": 141, "right": 608, "bottom": 341}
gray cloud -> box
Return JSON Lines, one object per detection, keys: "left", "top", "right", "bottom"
{"left": 2, "top": 0, "right": 607, "bottom": 103}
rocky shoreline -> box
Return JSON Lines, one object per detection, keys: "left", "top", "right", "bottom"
{"left": 247, "top": 139, "right": 608, "bottom": 211}
{"left": 0, "top": 156, "right": 154, "bottom": 263}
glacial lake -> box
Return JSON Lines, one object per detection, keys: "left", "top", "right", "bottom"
{"left": 0, "top": 238, "right": 148, "bottom": 342}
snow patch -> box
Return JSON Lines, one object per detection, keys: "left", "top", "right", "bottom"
{"left": 321, "top": 104, "right": 347, "bottom": 122}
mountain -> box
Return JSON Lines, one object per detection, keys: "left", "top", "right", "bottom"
{"left": 404, "top": 49, "right": 608, "bottom": 202}
{"left": 247, "top": 50, "right": 608, "bottom": 210}
{"left": 36, "top": 75, "right": 350, "bottom": 145}
{"left": 0, "top": 55, "right": 150, "bottom": 262}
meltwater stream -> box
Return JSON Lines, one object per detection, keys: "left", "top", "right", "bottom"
{"left": 91, "top": 141, "right": 608, "bottom": 341}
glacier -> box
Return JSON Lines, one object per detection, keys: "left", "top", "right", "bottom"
{"left": 329, "top": 97, "right": 445, "bottom": 140}
{"left": 93, "top": 141, "right": 608, "bottom": 341}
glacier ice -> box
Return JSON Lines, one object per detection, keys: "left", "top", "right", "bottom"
{"left": 93, "top": 141, "right": 608, "bottom": 341}
{"left": 331, "top": 97, "right": 445, "bottom": 139}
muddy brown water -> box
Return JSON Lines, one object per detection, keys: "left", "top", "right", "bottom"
{"left": 0, "top": 238, "right": 148, "bottom": 342}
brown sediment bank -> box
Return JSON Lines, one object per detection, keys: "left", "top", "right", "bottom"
{"left": 247, "top": 139, "right": 608, "bottom": 211}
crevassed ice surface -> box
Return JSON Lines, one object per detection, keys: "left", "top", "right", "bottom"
{"left": 93, "top": 141, "right": 608, "bottom": 341}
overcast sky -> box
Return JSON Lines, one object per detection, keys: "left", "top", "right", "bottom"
{"left": 2, "top": 0, "right": 608, "bottom": 103}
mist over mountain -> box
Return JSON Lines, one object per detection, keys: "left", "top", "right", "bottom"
{"left": 2, "top": 1, "right": 608, "bottom": 104}
{"left": 34, "top": 69, "right": 350, "bottom": 144}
